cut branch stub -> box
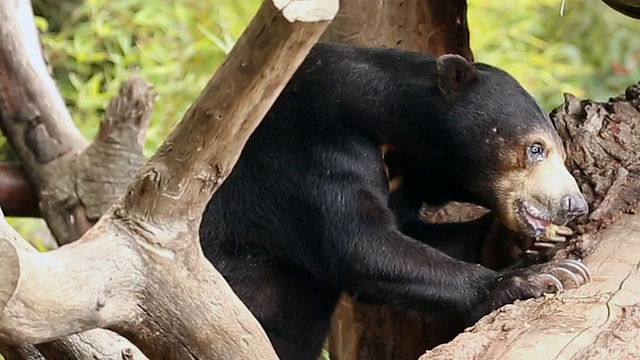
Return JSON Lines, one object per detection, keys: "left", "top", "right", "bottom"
{"left": 39, "top": 75, "right": 155, "bottom": 244}
{"left": 97, "top": 75, "right": 155, "bottom": 147}
{"left": 72, "top": 77, "right": 153, "bottom": 230}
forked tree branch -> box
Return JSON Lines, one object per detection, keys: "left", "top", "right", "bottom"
{"left": 0, "top": 0, "right": 338, "bottom": 358}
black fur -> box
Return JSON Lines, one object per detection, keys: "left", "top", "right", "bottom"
{"left": 200, "top": 43, "right": 568, "bottom": 359}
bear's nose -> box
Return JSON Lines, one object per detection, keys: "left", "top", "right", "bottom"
{"left": 561, "top": 194, "right": 589, "bottom": 218}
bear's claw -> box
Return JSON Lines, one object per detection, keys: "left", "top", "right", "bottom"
{"left": 562, "top": 260, "right": 591, "bottom": 283}
{"left": 490, "top": 259, "right": 590, "bottom": 309}
{"left": 535, "top": 259, "right": 590, "bottom": 290}
{"left": 536, "top": 273, "right": 564, "bottom": 292}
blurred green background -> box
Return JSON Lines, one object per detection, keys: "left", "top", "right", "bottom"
{"left": 35, "top": 0, "right": 639, "bottom": 157}
{"left": 0, "top": 0, "right": 638, "bottom": 356}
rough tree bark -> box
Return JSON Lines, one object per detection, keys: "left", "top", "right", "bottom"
{"left": 0, "top": 0, "right": 338, "bottom": 359}
{"left": 420, "top": 82, "right": 640, "bottom": 359}
{"left": 323, "top": 1, "right": 479, "bottom": 359}
{"left": 320, "top": 0, "right": 472, "bottom": 60}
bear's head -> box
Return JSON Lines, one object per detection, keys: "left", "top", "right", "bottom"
{"left": 428, "top": 54, "right": 588, "bottom": 237}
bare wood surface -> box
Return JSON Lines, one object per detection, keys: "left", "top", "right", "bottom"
{"left": 324, "top": 1, "right": 477, "bottom": 359}
{"left": 422, "top": 214, "right": 640, "bottom": 360}
{"left": 0, "top": 213, "right": 147, "bottom": 360}
{"left": 0, "top": 0, "right": 338, "bottom": 359}
{"left": 420, "top": 82, "right": 640, "bottom": 359}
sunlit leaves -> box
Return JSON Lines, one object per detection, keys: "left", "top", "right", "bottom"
{"left": 40, "top": 0, "right": 261, "bottom": 154}
{"left": 468, "top": 0, "right": 640, "bottom": 111}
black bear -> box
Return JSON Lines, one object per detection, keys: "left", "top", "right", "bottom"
{"left": 199, "top": 43, "right": 590, "bottom": 360}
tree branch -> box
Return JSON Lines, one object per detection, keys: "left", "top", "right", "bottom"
{"left": 123, "top": 0, "right": 337, "bottom": 223}
{"left": 421, "top": 214, "right": 640, "bottom": 359}
{"left": 0, "top": 0, "right": 338, "bottom": 358}
{"left": 0, "top": 0, "right": 87, "bottom": 185}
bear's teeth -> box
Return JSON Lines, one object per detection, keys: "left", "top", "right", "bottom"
{"left": 525, "top": 203, "right": 550, "bottom": 221}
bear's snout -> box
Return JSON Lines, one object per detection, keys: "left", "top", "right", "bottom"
{"left": 560, "top": 194, "right": 589, "bottom": 219}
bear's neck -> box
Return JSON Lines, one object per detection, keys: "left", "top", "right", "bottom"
{"left": 333, "top": 74, "right": 444, "bottom": 148}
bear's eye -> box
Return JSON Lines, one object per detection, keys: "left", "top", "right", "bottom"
{"left": 527, "top": 143, "right": 546, "bottom": 161}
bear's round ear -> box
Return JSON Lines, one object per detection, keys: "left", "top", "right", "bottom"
{"left": 436, "top": 54, "right": 479, "bottom": 98}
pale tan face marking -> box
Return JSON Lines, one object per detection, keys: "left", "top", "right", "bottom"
{"left": 493, "top": 131, "right": 583, "bottom": 233}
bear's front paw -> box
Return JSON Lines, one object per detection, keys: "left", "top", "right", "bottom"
{"left": 488, "top": 259, "right": 590, "bottom": 308}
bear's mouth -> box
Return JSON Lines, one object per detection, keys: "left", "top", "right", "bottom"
{"left": 518, "top": 201, "right": 552, "bottom": 236}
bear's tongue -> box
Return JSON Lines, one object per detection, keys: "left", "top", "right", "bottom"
{"left": 522, "top": 202, "right": 552, "bottom": 232}
{"left": 524, "top": 213, "right": 549, "bottom": 231}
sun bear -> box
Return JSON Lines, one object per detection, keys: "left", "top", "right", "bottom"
{"left": 199, "top": 43, "right": 590, "bottom": 360}
{"left": 384, "top": 149, "right": 583, "bottom": 270}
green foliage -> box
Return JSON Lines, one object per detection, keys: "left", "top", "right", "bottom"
{"left": 38, "top": 0, "right": 261, "bottom": 156}
{"left": 468, "top": 0, "right": 640, "bottom": 111}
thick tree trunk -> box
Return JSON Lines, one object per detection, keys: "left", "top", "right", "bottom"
{"left": 420, "top": 82, "right": 640, "bottom": 359}
{"left": 323, "top": 1, "right": 477, "bottom": 359}
{"left": 0, "top": 0, "right": 338, "bottom": 359}
{"left": 320, "top": 0, "right": 472, "bottom": 60}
